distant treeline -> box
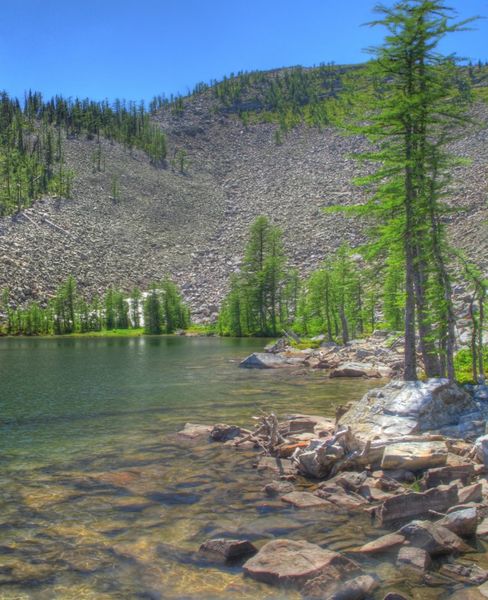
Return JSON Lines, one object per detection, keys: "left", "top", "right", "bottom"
{"left": 0, "top": 91, "right": 167, "bottom": 215}
{"left": 209, "top": 61, "right": 488, "bottom": 133}
{"left": 0, "top": 277, "right": 189, "bottom": 336}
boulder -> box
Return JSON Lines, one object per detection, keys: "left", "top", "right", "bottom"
{"left": 239, "top": 352, "right": 302, "bottom": 369}
{"left": 315, "top": 485, "right": 367, "bottom": 510}
{"left": 477, "top": 516, "right": 488, "bottom": 537}
{"left": 330, "top": 362, "right": 381, "bottom": 378}
{"left": 381, "top": 441, "right": 448, "bottom": 471}
{"left": 288, "top": 417, "right": 317, "bottom": 433}
{"left": 421, "top": 464, "right": 475, "bottom": 489}
{"left": 242, "top": 539, "right": 358, "bottom": 588}
{"left": 356, "top": 533, "right": 405, "bottom": 555}
{"left": 341, "top": 379, "right": 480, "bottom": 440}
{"left": 199, "top": 539, "right": 257, "bottom": 562}
{"left": 327, "top": 471, "right": 368, "bottom": 493}
{"left": 377, "top": 484, "right": 459, "bottom": 525}
{"left": 437, "top": 507, "right": 478, "bottom": 537}
{"left": 303, "top": 574, "right": 379, "bottom": 600}
{"left": 399, "top": 520, "right": 471, "bottom": 556}
{"left": 458, "top": 483, "right": 483, "bottom": 504}
{"left": 475, "top": 435, "right": 488, "bottom": 467}
{"left": 263, "top": 481, "right": 295, "bottom": 497}
{"left": 281, "top": 491, "right": 332, "bottom": 509}
{"left": 256, "top": 456, "right": 296, "bottom": 480}
{"left": 440, "top": 562, "right": 488, "bottom": 585}
{"left": 397, "top": 546, "right": 431, "bottom": 571}
{"left": 177, "top": 423, "right": 212, "bottom": 439}
{"left": 264, "top": 338, "right": 287, "bottom": 353}
{"left": 210, "top": 423, "right": 241, "bottom": 441}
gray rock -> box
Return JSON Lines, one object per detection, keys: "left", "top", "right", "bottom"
{"left": 330, "top": 362, "right": 380, "bottom": 378}
{"left": 256, "top": 456, "right": 296, "bottom": 479}
{"left": 437, "top": 507, "right": 478, "bottom": 537}
{"left": 381, "top": 441, "right": 448, "bottom": 471}
{"left": 281, "top": 491, "right": 332, "bottom": 509}
{"left": 341, "top": 379, "right": 480, "bottom": 440}
{"left": 303, "top": 574, "right": 379, "bottom": 600}
{"left": 377, "top": 484, "right": 459, "bottom": 524}
{"left": 421, "top": 464, "right": 475, "bottom": 489}
{"left": 399, "top": 520, "right": 470, "bottom": 556}
{"left": 239, "top": 352, "right": 302, "bottom": 369}
{"left": 475, "top": 435, "right": 488, "bottom": 467}
{"left": 177, "top": 423, "right": 212, "bottom": 439}
{"left": 210, "top": 423, "right": 241, "bottom": 441}
{"left": 199, "top": 538, "right": 257, "bottom": 561}
{"left": 440, "top": 562, "right": 488, "bottom": 585}
{"left": 263, "top": 481, "right": 295, "bottom": 497}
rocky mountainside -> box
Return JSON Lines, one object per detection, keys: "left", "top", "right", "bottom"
{"left": 0, "top": 75, "right": 487, "bottom": 320}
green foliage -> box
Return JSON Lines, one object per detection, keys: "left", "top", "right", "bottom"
{"left": 143, "top": 280, "right": 190, "bottom": 334}
{"left": 212, "top": 64, "right": 354, "bottom": 131}
{"left": 0, "top": 276, "right": 189, "bottom": 337}
{"left": 0, "top": 90, "right": 168, "bottom": 215}
{"left": 218, "top": 216, "right": 293, "bottom": 336}
{"left": 294, "top": 245, "right": 371, "bottom": 342}
{"left": 454, "top": 347, "right": 488, "bottom": 384}
{"left": 329, "top": 0, "right": 477, "bottom": 380}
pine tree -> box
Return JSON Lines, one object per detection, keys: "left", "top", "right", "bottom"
{"left": 336, "top": 0, "right": 476, "bottom": 380}
{"left": 144, "top": 286, "right": 162, "bottom": 334}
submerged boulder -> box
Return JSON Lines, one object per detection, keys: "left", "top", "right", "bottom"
{"left": 243, "top": 539, "right": 358, "bottom": 588}
{"left": 177, "top": 423, "right": 212, "bottom": 439}
{"left": 199, "top": 538, "right": 257, "bottom": 562}
{"left": 303, "top": 573, "right": 379, "bottom": 600}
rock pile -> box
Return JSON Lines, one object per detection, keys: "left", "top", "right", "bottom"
{"left": 180, "top": 378, "right": 488, "bottom": 598}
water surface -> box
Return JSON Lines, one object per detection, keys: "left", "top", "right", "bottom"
{"left": 0, "top": 337, "right": 483, "bottom": 599}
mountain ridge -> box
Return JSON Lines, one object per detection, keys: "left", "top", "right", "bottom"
{"left": 1, "top": 68, "right": 487, "bottom": 320}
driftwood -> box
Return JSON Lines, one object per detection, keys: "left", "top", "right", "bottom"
{"left": 21, "top": 213, "right": 40, "bottom": 228}
{"left": 41, "top": 217, "right": 72, "bottom": 237}
{"left": 234, "top": 412, "right": 287, "bottom": 455}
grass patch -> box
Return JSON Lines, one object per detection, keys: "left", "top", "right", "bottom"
{"left": 290, "top": 338, "right": 322, "bottom": 350}
{"left": 66, "top": 328, "right": 145, "bottom": 338}
{"left": 184, "top": 323, "right": 216, "bottom": 335}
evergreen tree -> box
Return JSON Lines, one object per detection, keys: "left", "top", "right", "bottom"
{"left": 336, "top": 0, "right": 476, "bottom": 380}
{"left": 104, "top": 288, "right": 116, "bottom": 330}
{"left": 144, "top": 286, "right": 162, "bottom": 334}
{"left": 218, "top": 216, "right": 289, "bottom": 336}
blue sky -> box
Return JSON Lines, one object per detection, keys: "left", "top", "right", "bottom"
{"left": 1, "top": 0, "right": 487, "bottom": 103}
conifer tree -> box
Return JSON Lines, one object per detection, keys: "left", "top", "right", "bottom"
{"left": 336, "top": 0, "right": 476, "bottom": 380}
{"left": 144, "top": 286, "right": 162, "bottom": 334}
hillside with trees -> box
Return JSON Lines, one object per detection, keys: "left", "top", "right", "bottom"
{"left": 0, "top": 60, "right": 486, "bottom": 323}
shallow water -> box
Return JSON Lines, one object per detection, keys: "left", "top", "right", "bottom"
{"left": 0, "top": 337, "right": 485, "bottom": 599}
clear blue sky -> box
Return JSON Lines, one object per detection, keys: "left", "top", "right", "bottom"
{"left": 1, "top": 0, "right": 487, "bottom": 103}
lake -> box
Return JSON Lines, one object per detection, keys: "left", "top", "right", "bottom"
{"left": 0, "top": 337, "right": 481, "bottom": 599}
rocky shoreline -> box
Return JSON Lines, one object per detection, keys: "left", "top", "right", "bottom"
{"left": 179, "top": 378, "right": 488, "bottom": 599}
{"left": 239, "top": 331, "right": 410, "bottom": 379}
